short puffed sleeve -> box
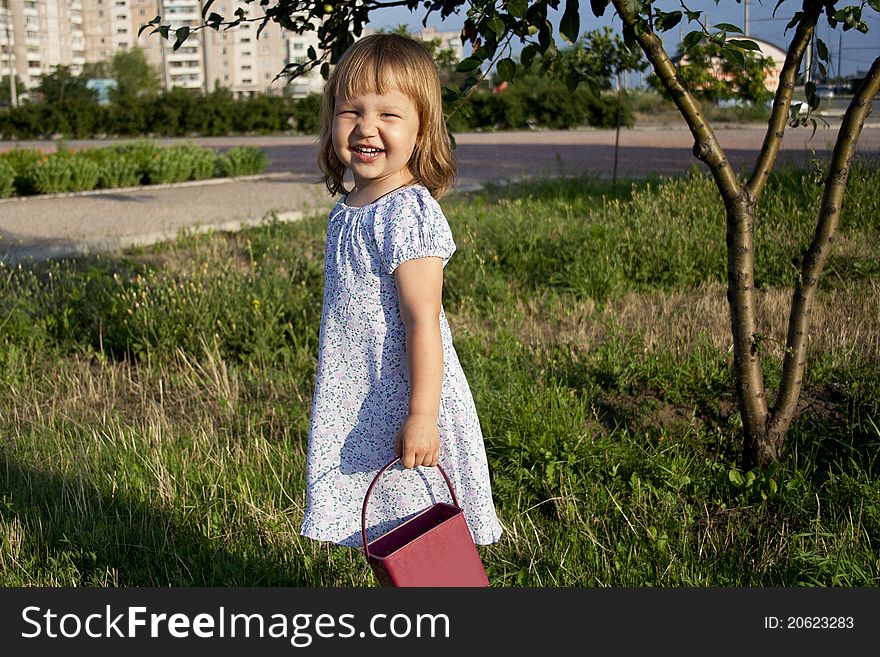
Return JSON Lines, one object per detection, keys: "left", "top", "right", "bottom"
{"left": 373, "top": 188, "right": 457, "bottom": 275}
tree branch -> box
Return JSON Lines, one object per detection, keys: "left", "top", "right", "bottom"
{"left": 610, "top": 1, "right": 740, "bottom": 201}
{"left": 614, "top": 0, "right": 774, "bottom": 452}
{"left": 770, "top": 55, "right": 880, "bottom": 436}
{"left": 745, "top": 3, "right": 821, "bottom": 201}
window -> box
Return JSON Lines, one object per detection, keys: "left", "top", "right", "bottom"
{"left": 241, "top": 37, "right": 250, "bottom": 43}
{"left": 292, "top": 42, "right": 304, "bottom": 51}
{"left": 241, "top": 64, "right": 251, "bottom": 70}
{"left": 117, "top": 27, "right": 127, "bottom": 33}
{"left": 241, "top": 51, "right": 251, "bottom": 57}
{"left": 242, "top": 78, "right": 252, "bottom": 84}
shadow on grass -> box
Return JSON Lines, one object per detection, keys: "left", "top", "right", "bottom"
{"left": 0, "top": 453, "right": 314, "bottom": 586}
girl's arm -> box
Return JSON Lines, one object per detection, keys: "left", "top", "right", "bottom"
{"left": 393, "top": 256, "right": 445, "bottom": 469}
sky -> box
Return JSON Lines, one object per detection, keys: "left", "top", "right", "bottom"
{"left": 368, "top": 0, "right": 878, "bottom": 80}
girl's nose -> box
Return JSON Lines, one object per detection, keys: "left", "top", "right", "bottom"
{"left": 356, "top": 115, "right": 378, "bottom": 136}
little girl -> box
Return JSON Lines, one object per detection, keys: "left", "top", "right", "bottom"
{"left": 299, "top": 33, "right": 504, "bottom": 549}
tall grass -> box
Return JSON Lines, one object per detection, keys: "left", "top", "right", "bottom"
{"left": 1, "top": 167, "right": 878, "bottom": 586}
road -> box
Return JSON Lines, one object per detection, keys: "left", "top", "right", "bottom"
{"left": 2, "top": 122, "right": 878, "bottom": 262}
{"left": 3, "top": 121, "right": 879, "bottom": 186}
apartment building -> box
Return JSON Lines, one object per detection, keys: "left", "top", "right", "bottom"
{"left": 2, "top": 2, "right": 462, "bottom": 99}
{"left": 2, "top": 0, "right": 86, "bottom": 90}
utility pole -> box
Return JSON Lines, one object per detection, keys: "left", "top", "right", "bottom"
{"left": 156, "top": 0, "right": 169, "bottom": 91}
{"left": 744, "top": 0, "right": 749, "bottom": 37}
{"left": 3, "top": 0, "right": 17, "bottom": 107}
{"left": 198, "top": 0, "right": 211, "bottom": 94}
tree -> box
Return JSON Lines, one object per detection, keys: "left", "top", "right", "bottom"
{"left": 0, "top": 75, "right": 25, "bottom": 107}
{"left": 36, "top": 65, "right": 98, "bottom": 104}
{"left": 148, "top": 0, "right": 880, "bottom": 470}
{"left": 110, "top": 47, "right": 162, "bottom": 101}
{"left": 647, "top": 39, "right": 774, "bottom": 106}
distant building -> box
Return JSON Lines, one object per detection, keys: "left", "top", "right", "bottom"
{"left": 5, "top": 0, "right": 296, "bottom": 97}
{"left": 677, "top": 36, "right": 786, "bottom": 94}
{"left": 2, "top": 5, "right": 463, "bottom": 99}
{"left": 1, "top": 0, "right": 86, "bottom": 90}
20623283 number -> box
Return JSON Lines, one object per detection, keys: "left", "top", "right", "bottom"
{"left": 787, "top": 617, "right": 854, "bottom": 629}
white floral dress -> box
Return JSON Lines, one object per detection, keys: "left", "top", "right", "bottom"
{"left": 299, "top": 184, "right": 504, "bottom": 548}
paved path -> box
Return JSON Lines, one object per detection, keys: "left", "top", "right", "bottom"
{"left": 1, "top": 123, "right": 878, "bottom": 263}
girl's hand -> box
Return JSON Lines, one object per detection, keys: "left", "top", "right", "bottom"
{"left": 394, "top": 414, "right": 440, "bottom": 469}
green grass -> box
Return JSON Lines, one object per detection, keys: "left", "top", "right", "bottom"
{"left": 1, "top": 167, "right": 879, "bottom": 586}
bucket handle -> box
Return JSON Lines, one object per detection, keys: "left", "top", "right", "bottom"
{"left": 361, "top": 458, "right": 459, "bottom": 557}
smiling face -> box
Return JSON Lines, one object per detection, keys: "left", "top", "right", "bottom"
{"left": 331, "top": 88, "right": 420, "bottom": 204}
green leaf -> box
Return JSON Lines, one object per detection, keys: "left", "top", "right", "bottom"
{"left": 713, "top": 22, "right": 744, "bottom": 34}
{"left": 565, "top": 70, "right": 587, "bottom": 93}
{"left": 138, "top": 16, "right": 161, "bottom": 38}
{"left": 622, "top": 0, "right": 644, "bottom": 15}
{"left": 655, "top": 11, "right": 682, "bottom": 32}
{"left": 723, "top": 46, "right": 745, "bottom": 69}
{"left": 456, "top": 56, "right": 482, "bottom": 73}
{"left": 805, "top": 80, "right": 819, "bottom": 110}
{"left": 488, "top": 15, "right": 505, "bottom": 38}
{"left": 538, "top": 21, "right": 552, "bottom": 52}
{"left": 496, "top": 58, "right": 516, "bottom": 82}
{"left": 681, "top": 30, "right": 703, "bottom": 53}
{"left": 560, "top": 0, "right": 580, "bottom": 43}
{"left": 520, "top": 43, "right": 538, "bottom": 68}
{"left": 173, "top": 26, "right": 190, "bottom": 50}
{"left": 590, "top": 0, "right": 609, "bottom": 17}
{"left": 727, "top": 39, "right": 762, "bottom": 51}
{"left": 816, "top": 37, "right": 829, "bottom": 62}
{"left": 441, "top": 86, "right": 459, "bottom": 103}
{"left": 507, "top": 0, "right": 528, "bottom": 18}
{"left": 459, "top": 76, "right": 478, "bottom": 93}
{"left": 728, "top": 469, "right": 745, "bottom": 487}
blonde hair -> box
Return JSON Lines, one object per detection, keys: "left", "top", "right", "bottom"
{"left": 317, "top": 33, "right": 456, "bottom": 199}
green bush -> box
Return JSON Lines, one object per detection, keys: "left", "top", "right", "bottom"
{"left": 0, "top": 148, "right": 44, "bottom": 194}
{"left": 216, "top": 146, "right": 268, "bottom": 177}
{"left": 145, "top": 143, "right": 217, "bottom": 184}
{"left": 23, "top": 153, "right": 100, "bottom": 194}
{"left": 0, "top": 159, "right": 14, "bottom": 198}
{"left": 96, "top": 155, "right": 142, "bottom": 188}
{"left": 110, "top": 140, "right": 159, "bottom": 180}
{"left": 145, "top": 147, "right": 187, "bottom": 184}
{"left": 291, "top": 93, "right": 322, "bottom": 134}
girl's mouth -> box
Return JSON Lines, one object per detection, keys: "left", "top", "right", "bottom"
{"left": 351, "top": 146, "right": 384, "bottom": 162}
